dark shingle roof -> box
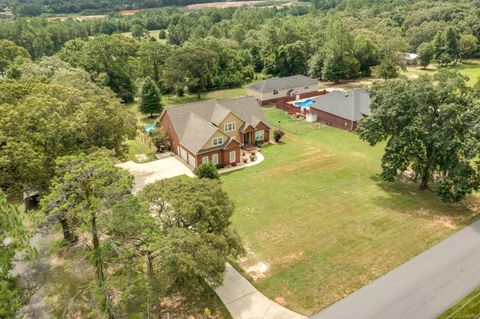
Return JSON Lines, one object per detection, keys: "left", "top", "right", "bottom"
{"left": 164, "top": 96, "right": 270, "bottom": 154}
{"left": 310, "top": 88, "right": 371, "bottom": 121}
{"left": 247, "top": 75, "right": 318, "bottom": 92}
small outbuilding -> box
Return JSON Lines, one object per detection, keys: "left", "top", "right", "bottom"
{"left": 247, "top": 75, "right": 319, "bottom": 105}
{"left": 309, "top": 88, "right": 371, "bottom": 131}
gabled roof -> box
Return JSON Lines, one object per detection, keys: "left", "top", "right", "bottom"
{"left": 180, "top": 113, "right": 225, "bottom": 154}
{"left": 247, "top": 75, "right": 318, "bottom": 93}
{"left": 164, "top": 96, "right": 270, "bottom": 155}
{"left": 310, "top": 88, "right": 371, "bottom": 122}
{"left": 218, "top": 96, "right": 271, "bottom": 128}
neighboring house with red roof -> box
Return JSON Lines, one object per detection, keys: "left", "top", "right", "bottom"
{"left": 159, "top": 96, "right": 271, "bottom": 168}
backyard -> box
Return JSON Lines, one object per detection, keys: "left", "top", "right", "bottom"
{"left": 221, "top": 108, "right": 480, "bottom": 315}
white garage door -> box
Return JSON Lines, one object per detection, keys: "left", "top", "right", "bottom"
{"left": 188, "top": 153, "right": 196, "bottom": 167}
{"left": 180, "top": 147, "right": 188, "bottom": 161}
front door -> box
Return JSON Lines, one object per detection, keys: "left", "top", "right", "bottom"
{"left": 244, "top": 132, "right": 252, "bottom": 145}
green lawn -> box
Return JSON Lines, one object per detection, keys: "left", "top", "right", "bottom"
{"left": 438, "top": 287, "right": 480, "bottom": 319}
{"left": 221, "top": 108, "right": 480, "bottom": 315}
{"left": 401, "top": 59, "right": 480, "bottom": 85}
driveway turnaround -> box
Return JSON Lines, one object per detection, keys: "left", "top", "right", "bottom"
{"left": 311, "top": 219, "right": 480, "bottom": 319}
{"left": 117, "top": 156, "right": 194, "bottom": 193}
{"left": 216, "top": 264, "right": 306, "bottom": 319}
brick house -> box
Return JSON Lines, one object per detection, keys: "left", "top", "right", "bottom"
{"left": 247, "top": 75, "right": 319, "bottom": 105}
{"left": 309, "top": 88, "right": 371, "bottom": 131}
{"left": 159, "top": 96, "right": 271, "bottom": 168}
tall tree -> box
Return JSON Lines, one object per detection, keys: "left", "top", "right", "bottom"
{"left": 321, "top": 19, "right": 359, "bottom": 82}
{"left": 417, "top": 42, "right": 435, "bottom": 68}
{"left": 0, "top": 40, "right": 30, "bottom": 74}
{"left": 354, "top": 36, "right": 378, "bottom": 77}
{"left": 139, "top": 77, "right": 163, "bottom": 118}
{"left": 0, "top": 190, "right": 32, "bottom": 318}
{"left": 138, "top": 178, "right": 244, "bottom": 294}
{"left": 459, "top": 34, "right": 478, "bottom": 61}
{"left": 163, "top": 47, "right": 217, "bottom": 99}
{"left": 41, "top": 152, "right": 133, "bottom": 318}
{"left": 357, "top": 71, "right": 480, "bottom": 202}
{"left": 0, "top": 79, "right": 136, "bottom": 195}
{"left": 376, "top": 57, "right": 399, "bottom": 80}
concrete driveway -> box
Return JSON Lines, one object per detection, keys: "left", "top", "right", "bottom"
{"left": 310, "top": 219, "right": 480, "bottom": 319}
{"left": 117, "top": 155, "right": 194, "bottom": 193}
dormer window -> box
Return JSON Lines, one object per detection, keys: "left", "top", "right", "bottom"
{"left": 224, "top": 122, "right": 236, "bottom": 132}
{"left": 212, "top": 137, "right": 223, "bottom": 146}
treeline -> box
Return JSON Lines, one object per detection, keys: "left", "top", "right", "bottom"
{"left": 0, "top": 0, "right": 237, "bottom": 16}
{"left": 2, "top": 2, "right": 480, "bottom": 102}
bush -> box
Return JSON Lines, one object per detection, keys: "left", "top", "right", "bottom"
{"left": 149, "top": 128, "right": 170, "bottom": 153}
{"left": 176, "top": 85, "right": 185, "bottom": 97}
{"left": 255, "top": 140, "right": 263, "bottom": 148}
{"left": 158, "top": 30, "right": 167, "bottom": 39}
{"left": 274, "top": 129, "right": 285, "bottom": 142}
{"left": 194, "top": 162, "right": 219, "bottom": 179}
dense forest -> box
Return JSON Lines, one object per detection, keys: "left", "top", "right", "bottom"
{"left": 0, "top": 0, "right": 235, "bottom": 16}
{"left": 1, "top": 0, "right": 479, "bottom": 103}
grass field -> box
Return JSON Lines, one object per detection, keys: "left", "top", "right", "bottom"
{"left": 401, "top": 59, "right": 480, "bottom": 86}
{"left": 438, "top": 287, "right": 480, "bottom": 319}
{"left": 220, "top": 108, "right": 480, "bottom": 315}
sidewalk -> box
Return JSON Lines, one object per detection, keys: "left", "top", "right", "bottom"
{"left": 215, "top": 264, "right": 306, "bottom": 319}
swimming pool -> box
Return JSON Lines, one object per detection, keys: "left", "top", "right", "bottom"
{"left": 144, "top": 124, "right": 156, "bottom": 133}
{"left": 295, "top": 99, "right": 314, "bottom": 108}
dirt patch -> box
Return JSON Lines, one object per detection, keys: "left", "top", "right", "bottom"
{"left": 187, "top": 1, "right": 265, "bottom": 10}
{"left": 245, "top": 262, "right": 270, "bottom": 280}
{"left": 416, "top": 208, "right": 457, "bottom": 230}
{"left": 280, "top": 251, "right": 305, "bottom": 265}
{"left": 275, "top": 297, "right": 287, "bottom": 306}
{"left": 135, "top": 154, "right": 149, "bottom": 162}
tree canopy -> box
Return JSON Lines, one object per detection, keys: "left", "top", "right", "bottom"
{"left": 357, "top": 71, "right": 480, "bottom": 202}
{"left": 0, "top": 77, "right": 136, "bottom": 194}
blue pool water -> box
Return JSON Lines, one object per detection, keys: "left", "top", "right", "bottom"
{"left": 295, "top": 99, "right": 314, "bottom": 108}
{"left": 144, "top": 124, "right": 156, "bottom": 133}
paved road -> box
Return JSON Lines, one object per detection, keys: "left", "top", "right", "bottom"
{"left": 216, "top": 264, "right": 306, "bottom": 319}
{"left": 311, "top": 219, "right": 480, "bottom": 319}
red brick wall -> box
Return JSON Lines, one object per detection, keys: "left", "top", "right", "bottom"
{"left": 195, "top": 142, "right": 241, "bottom": 167}
{"left": 309, "top": 108, "right": 357, "bottom": 131}
{"left": 159, "top": 112, "right": 180, "bottom": 155}
{"left": 255, "top": 122, "right": 270, "bottom": 143}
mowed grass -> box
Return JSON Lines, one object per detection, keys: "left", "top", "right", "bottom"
{"left": 439, "top": 286, "right": 480, "bottom": 319}
{"left": 401, "top": 59, "right": 480, "bottom": 85}
{"left": 221, "top": 108, "right": 480, "bottom": 315}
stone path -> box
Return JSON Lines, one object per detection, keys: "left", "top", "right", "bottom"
{"left": 215, "top": 264, "right": 306, "bottom": 319}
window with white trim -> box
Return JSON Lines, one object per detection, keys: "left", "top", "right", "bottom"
{"left": 224, "top": 122, "right": 236, "bottom": 132}
{"left": 202, "top": 156, "right": 209, "bottom": 164}
{"left": 229, "top": 151, "right": 236, "bottom": 163}
{"left": 212, "top": 154, "right": 219, "bottom": 165}
{"left": 255, "top": 130, "right": 264, "bottom": 142}
{"left": 212, "top": 137, "right": 223, "bottom": 146}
